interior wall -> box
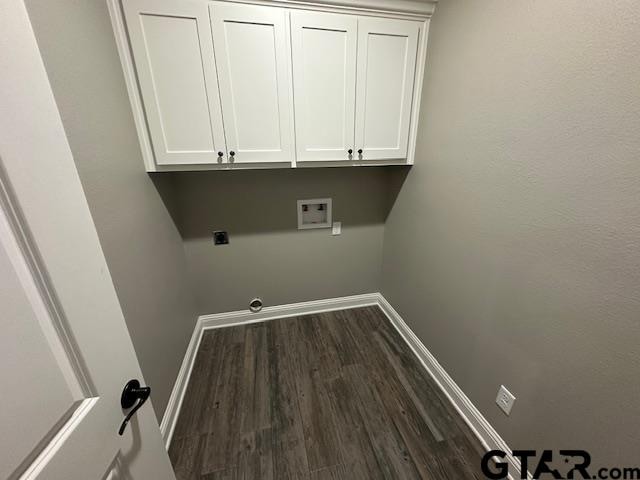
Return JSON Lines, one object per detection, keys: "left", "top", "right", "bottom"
{"left": 173, "top": 168, "right": 394, "bottom": 314}
{"left": 25, "top": 0, "right": 199, "bottom": 420}
{"left": 24, "top": 0, "right": 639, "bottom": 463}
{"left": 381, "top": 0, "right": 640, "bottom": 466}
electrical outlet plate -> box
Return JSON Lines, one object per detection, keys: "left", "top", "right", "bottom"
{"left": 496, "top": 385, "right": 516, "bottom": 416}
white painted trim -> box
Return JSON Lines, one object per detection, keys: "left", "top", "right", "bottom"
{"left": 159, "top": 316, "right": 205, "bottom": 448}
{"left": 161, "top": 292, "right": 530, "bottom": 480}
{"left": 20, "top": 398, "right": 100, "bottom": 479}
{"left": 107, "top": 0, "right": 157, "bottom": 172}
{"left": 406, "top": 18, "right": 430, "bottom": 165}
{"left": 160, "top": 293, "right": 379, "bottom": 447}
{"left": 376, "top": 295, "right": 533, "bottom": 480}
{"left": 148, "top": 162, "right": 294, "bottom": 172}
{"left": 200, "top": 293, "right": 379, "bottom": 329}
{"left": 222, "top": 0, "right": 437, "bottom": 20}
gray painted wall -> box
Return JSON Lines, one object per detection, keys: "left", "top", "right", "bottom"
{"left": 25, "top": 0, "right": 198, "bottom": 420}
{"left": 173, "top": 168, "right": 394, "bottom": 314}
{"left": 23, "top": 0, "right": 640, "bottom": 463}
{"left": 381, "top": 0, "right": 640, "bottom": 466}
{"left": 23, "top": 0, "right": 394, "bottom": 418}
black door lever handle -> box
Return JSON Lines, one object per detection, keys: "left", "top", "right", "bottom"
{"left": 118, "top": 379, "right": 151, "bottom": 435}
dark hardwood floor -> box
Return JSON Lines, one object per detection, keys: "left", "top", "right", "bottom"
{"left": 169, "top": 306, "right": 485, "bottom": 479}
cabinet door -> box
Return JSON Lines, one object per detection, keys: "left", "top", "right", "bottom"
{"left": 123, "top": 0, "right": 226, "bottom": 166}
{"left": 291, "top": 11, "right": 357, "bottom": 162}
{"left": 210, "top": 3, "right": 294, "bottom": 164}
{"left": 355, "top": 18, "right": 420, "bottom": 160}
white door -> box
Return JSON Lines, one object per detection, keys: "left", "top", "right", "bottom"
{"left": 122, "top": 0, "right": 226, "bottom": 166}
{"left": 355, "top": 18, "right": 420, "bottom": 161}
{"left": 290, "top": 11, "right": 357, "bottom": 162}
{"left": 0, "top": 2, "right": 176, "bottom": 479}
{"left": 210, "top": 2, "right": 294, "bottom": 164}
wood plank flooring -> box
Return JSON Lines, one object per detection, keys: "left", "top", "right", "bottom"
{"left": 169, "top": 306, "right": 485, "bottom": 479}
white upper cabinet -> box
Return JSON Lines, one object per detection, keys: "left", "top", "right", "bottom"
{"left": 290, "top": 11, "right": 358, "bottom": 162}
{"left": 291, "top": 12, "right": 421, "bottom": 164}
{"left": 115, "top": 0, "right": 432, "bottom": 170}
{"left": 355, "top": 18, "right": 420, "bottom": 161}
{"left": 122, "top": 0, "right": 226, "bottom": 166}
{"left": 210, "top": 2, "right": 295, "bottom": 164}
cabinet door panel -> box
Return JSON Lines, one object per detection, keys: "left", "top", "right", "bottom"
{"left": 355, "top": 18, "right": 420, "bottom": 160}
{"left": 291, "top": 11, "right": 357, "bottom": 162}
{"left": 123, "top": 0, "right": 225, "bottom": 165}
{"left": 210, "top": 2, "right": 294, "bottom": 164}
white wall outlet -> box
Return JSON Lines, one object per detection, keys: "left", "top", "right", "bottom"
{"left": 332, "top": 221, "right": 342, "bottom": 235}
{"left": 496, "top": 385, "right": 516, "bottom": 416}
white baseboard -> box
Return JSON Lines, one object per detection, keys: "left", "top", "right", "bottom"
{"left": 159, "top": 293, "right": 379, "bottom": 447}
{"left": 376, "top": 295, "right": 531, "bottom": 480}
{"left": 198, "top": 293, "right": 380, "bottom": 329}
{"left": 160, "top": 292, "right": 528, "bottom": 479}
{"left": 159, "top": 315, "right": 205, "bottom": 448}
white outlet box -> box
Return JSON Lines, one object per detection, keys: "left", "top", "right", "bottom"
{"left": 297, "top": 198, "right": 332, "bottom": 230}
{"left": 496, "top": 385, "right": 516, "bottom": 416}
